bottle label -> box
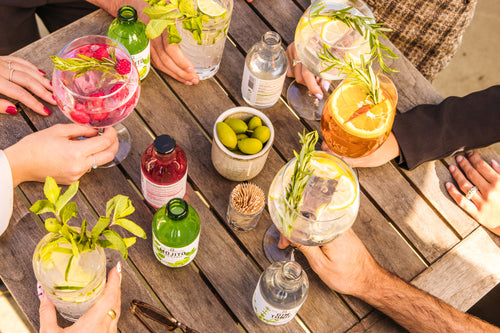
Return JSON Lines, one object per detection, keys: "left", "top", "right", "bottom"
{"left": 141, "top": 169, "right": 187, "bottom": 209}
{"left": 241, "top": 64, "right": 286, "bottom": 108}
{"left": 131, "top": 41, "right": 151, "bottom": 80}
{"left": 153, "top": 233, "right": 199, "bottom": 268}
{"left": 252, "top": 280, "right": 302, "bottom": 325}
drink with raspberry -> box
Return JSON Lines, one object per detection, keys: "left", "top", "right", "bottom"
{"left": 52, "top": 35, "right": 141, "bottom": 166}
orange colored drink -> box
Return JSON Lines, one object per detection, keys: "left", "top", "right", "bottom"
{"left": 321, "top": 73, "right": 397, "bottom": 158}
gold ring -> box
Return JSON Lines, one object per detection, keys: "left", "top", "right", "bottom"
{"left": 465, "top": 186, "right": 478, "bottom": 200}
{"left": 9, "top": 68, "right": 15, "bottom": 82}
{"left": 107, "top": 309, "right": 117, "bottom": 320}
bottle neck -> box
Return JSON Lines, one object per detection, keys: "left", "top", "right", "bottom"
{"left": 260, "top": 31, "right": 282, "bottom": 52}
{"left": 118, "top": 5, "right": 138, "bottom": 23}
{"left": 167, "top": 198, "right": 188, "bottom": 220}
{"left": 275, "top": 261, "right": 303, "bottom": 290}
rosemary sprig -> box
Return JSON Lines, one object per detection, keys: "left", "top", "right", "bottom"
{"left": 51, "top": 48, "right": 123, "bottom": 79}
{"left": 281, "top": 130, "right": 318, "bottom": 238}
{"left": 311, "top": 4, "right": 398, "bottom": 74}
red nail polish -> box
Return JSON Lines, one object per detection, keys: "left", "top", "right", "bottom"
{"left": 43, "top": 106, "right": 52, "bottom": 115}
{"left": 38, "top": 69, "right": 46, "bottom": 75}
{"left": 49, "top": 81, "right": 52, "bottom": 87}
{"left": 6, "top": 106, "right": 17, "bottom": 115}
{"left": 51, "top": 94, "right": 56, "bottom": 101}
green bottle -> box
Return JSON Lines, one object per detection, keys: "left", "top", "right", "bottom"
{"left": 152, "top": 198, "right": 201, "bottom": 268}
{"left": 107, "top": 5, "right": 150, "bottom": 80}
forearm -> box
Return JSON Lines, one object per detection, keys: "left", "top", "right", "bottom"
{"left": 393, "top": 85, "right": 500, "bottom": 170}
{"left": 355, "top": 267, "right": 499, "bottom": 332}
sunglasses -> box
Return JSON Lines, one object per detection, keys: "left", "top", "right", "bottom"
{"left": 130, "top": 300, "right": 200, "bottom": 333}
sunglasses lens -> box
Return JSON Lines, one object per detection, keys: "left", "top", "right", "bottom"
{"left": 137, "top": 303, "right": 177, "bottom": 329}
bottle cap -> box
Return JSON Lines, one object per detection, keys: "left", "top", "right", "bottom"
{"left": 154, "top": 135, "right": 176, "bottom": 155}
{"left": 167, "top": 198, "right": 188, "bottom": 219}
{"left": 118, "top": 5, "right": 138, "bottom": 22}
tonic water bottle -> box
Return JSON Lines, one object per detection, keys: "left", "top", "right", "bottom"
{"left": 107, "top": 5, "right": 151, "bottom": 80}
{"left": 253, "top": 261, "right": 309, "bottom": 325}
{"left": 241, "top": 31, "right": 287, "bottom": 108}
{"left": 152, "top": 198, "right": 201, "bottom": 268}
{"left": 141, "top": 135, "right": 188, "bottom": 209}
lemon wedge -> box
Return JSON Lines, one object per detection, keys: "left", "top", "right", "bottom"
{"left": 320, "top": 20, "right": 350, "bottom": 44}
{"left": 197, "top": 0, "right": 227, "bottom": 17}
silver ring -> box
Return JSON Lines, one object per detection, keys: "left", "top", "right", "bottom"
{"left": 7, "top": 60, "right": 12, "bottom": 70}
{"left": 292, "top": 59, "right": 302, "bottom": 67}
{"left": 8, "top": 68, "right": 15, "bottom": 82}
{"left": 465, "top": 186, "right": 478, "bottom": 200}
{"left": 92, "top": 155, "right": 98, "bottom": 169}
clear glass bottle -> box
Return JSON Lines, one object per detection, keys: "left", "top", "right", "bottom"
{"left": 107, "top": 5, "right": 151, "bottom": 80}
{"left": 152, "top": 198, "right": 201, "bottom": 268}
{"left": 253, "top": 261, "right": 309, "bottom": 325}
{"left": 241, "top": 31, "right": 287, "bottom": 108}
{"left": 141, "top": 135, "right": 188, "bottom": 209}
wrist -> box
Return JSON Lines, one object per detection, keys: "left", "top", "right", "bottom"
{"left": 4, "top": 143, "right": 30, "bottom": 187}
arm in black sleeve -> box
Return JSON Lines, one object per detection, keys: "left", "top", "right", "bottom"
{"left": 392, "top": 85, "right": 500, "bottom": 170}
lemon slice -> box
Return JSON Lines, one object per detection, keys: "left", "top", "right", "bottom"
{"left": 309, "top": 157, "right": 346, "bottom": 180}
{"left": 328, "top": 83, "right": 394, "bottom": 139}
{"left": 197, "top": 0, "right": 227, "bottom": 17}
{"left": 320, "top": 20, "right": 350, "bottom": 44}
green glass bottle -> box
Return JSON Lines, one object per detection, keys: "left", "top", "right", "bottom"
{"left": 152, "top": 198, "right": 201, "bottom": 268}
{"left": 107, "top": 5, "right": 150, "bottom": 80}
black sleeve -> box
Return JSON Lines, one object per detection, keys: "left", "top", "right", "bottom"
{"left": 392, "top": 85, "right": 500, "bottom": 170}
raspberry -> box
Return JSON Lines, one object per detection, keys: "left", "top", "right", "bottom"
{"left": 74, "top": 103, "right": 87, "bottom": 112}
{"left": 89, "top": 111, "right": 109, "bottom": 121}
{"left": 110, "top": 83, "right": 129, "bottom": 102}
{"left": 77, "top": 45, "right": 93, "bottom": 58}
{"left": 93, "top": 46, "right": 109, "bottom": 60}
{"left": 116, "top": 59, "right": 131, "bottom": 75}
{"left": 86, "top": 91, "right": 105, "bottom": 111}
{"left": 70, "top": 110, "right": 90, "bottom": 124}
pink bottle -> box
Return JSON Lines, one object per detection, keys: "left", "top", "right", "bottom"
{"left": 141, "top": 135, "right": 188, "bottom": 209}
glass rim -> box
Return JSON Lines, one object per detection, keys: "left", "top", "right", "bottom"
{"left": 306, "top": 0, "right": 374, "bottom": 50}
{"left": 340, "top": 71, "right": 399, "bottom": 107}
{"left": 53, "top": 35, "right": 134, "bottom": 103}
{"left": 279, "top": 150, "right": 359, "bottom": 223}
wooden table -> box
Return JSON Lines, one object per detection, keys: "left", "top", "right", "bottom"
{"left": 2, "top": 3, "right": 500, "bottom": 332}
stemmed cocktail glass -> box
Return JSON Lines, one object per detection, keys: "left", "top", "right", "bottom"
{"left": 52, "top": 35, "right": 141, "bottom": 167}
{"left": 288, "top": 0, "right": 374, "bottom": 120}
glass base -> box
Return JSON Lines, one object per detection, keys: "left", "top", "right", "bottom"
{"left": 196, "top": 63, "right": 220, "bottom": 80}
{"left": 100, "top": 123, "right": 131, "bottom": 168}
{"left": 263, "top": 225, "right": 312, "bottom": 271}
{"left": 60, "top": 312, "right": 79, "bottom": 322}
{"left": 287, "top": 80, "right": 327, "bottom": 121}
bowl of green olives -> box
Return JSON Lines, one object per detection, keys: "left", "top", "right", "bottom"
{"left": 212, "top": 107, "right": 274, "bottom": 181}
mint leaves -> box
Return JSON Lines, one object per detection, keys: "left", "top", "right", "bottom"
{"left": 30, "top": 177, "right": 146, "bottom": 263}
{"left": 143, "top": 0, "right": 209, "bottom": 45}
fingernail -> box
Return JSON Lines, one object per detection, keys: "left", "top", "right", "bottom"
{"left": 445, "top": 182, "right": 452, "bottom": 190}
{"left": 322, "top": 81, "right": 330, "bottom": 92}
{"left": 6, "top": 106, "right": 17, "bottom": 115}
{"left": 116, "top": 261, "right": 122, "bottom": 283}
{"left": 467, "top": 151, "right": 474, "bottom": 157}
{"left": 456, "top": 156, "right": 463, "bottom": 163}
{"left": 449, "top": 165, "right": 456, "bottom": 172}
{"left": 37, "top": 282, "right": 44, "bottom": 300}
{"left": 43, "top": 107, "right": 52, "bottom": 115}
{"left": 51, "top": 95, "right": 55, "bottom": 101}
{"left": 38, "top": 69, "right": 46, "bottom": 75}
{"left": 49, "top": 81, "right": 52, "bottom": 87}
{"left": 492, "top": 159, "right": 499, "bottom": 167}
{"left": 315, "top": 93, "right": 323, "bottom": 100}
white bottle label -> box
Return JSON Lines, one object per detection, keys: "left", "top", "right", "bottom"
{"left": 153, "top": 233, "right": 199, "bottom": 268}
{"left": 131, "top": 41, "right": 151, "bottom": 80}
{"left": 241, "top": 64, "right": 286, "bottom": 108}
{"left": 141, "top": 169, "right": 187, "bottom": 209}
{"left": 252, "top": 280, "right": 302, "bottom": 325}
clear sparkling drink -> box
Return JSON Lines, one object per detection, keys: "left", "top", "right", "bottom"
{"left": 241, "top": 31, "right": 287, "bottom": 108}
{"left": 253, "top": 261, "right": 309, "bottom": 325}
{"left": 176, "top": 0, "right": 233, "bottom": 79}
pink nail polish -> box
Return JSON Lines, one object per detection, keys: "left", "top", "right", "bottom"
{"left": 445, "top": 182, "right": 452, "bottom": 190}
{"left": 467, "top": 151, "right": 474, "bottom": 157}
{"left": 37, "top": 282, "right": 44, "bottom": 300}
{"left": 456, "top": 156, "right": 463, "bottom": 163}
{"left": 43, "top": 107, "right": 52, "bottom": 115}
{"left": 449, "top": 165, "right": 456, "bottom": 172}
{"left": 6, "top": 106, "right": 17, "bottom": 115}
{"left": 315, "top": 93, "right": 323, "bottom": 100}
{"left": 38, "top": 69, "right": 46, "bottom": 75}
{"left": 492, "top": 159, "right": 499, "bottom": 167}
{"left": 116, "top": 261, "right": 122, "bottom": 274}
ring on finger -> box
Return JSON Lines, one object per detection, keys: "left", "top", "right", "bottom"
{"left": 292, "top": 59, "right": 302, "bottom": 67}
{"left": 7, "top": 60, "right": 12, "bottom": 70}
{"left": 107, "top": 309, "right": 117, "bottom": 320}
{"left": 9, "top": 68, "right": 15, "bottom": 82}
{"left": 465, "top": 186, "right": 478, "bottom": 200}
{"left": 92, "top": 155, "right": 98, "bottom": 169}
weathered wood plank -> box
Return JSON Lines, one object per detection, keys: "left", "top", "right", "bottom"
{"left": 411, "top": 227, "right": 500, "bottom": 311}
{"left": 346, "top": 312, "right": 406, "bottom": 333}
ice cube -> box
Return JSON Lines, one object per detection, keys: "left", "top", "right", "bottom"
{"left": 299, "top": 175, "right": 338, "bottom": 220}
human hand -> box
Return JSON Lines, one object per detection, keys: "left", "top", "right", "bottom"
{"left": 150, "top": 34, "right": 200, "bottom": 85}
{"left": 286, "top": 42, "right": 330, "bottom": 100}
{"left": 446, "top": 152, "right": 500, "bottom": 235}
{"left": 4, "top": 124, "right": 118, "bottom": 186}
{"left": 39, "top": 263, "right": 122, "bottom": 333}
{"left": 295, "top": 229, "right": 381, "bottom": 296}
{"left": 321, "top": 132, "right": 400, "bottom": 168}
{"left": 0, "top": 56, "right": 55, "bottom": 116}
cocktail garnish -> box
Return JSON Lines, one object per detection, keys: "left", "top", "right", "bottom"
{"left": 282, "top": 130, "right": 318, "bottom": 238}
{"left": 51, "top": 47, "right": 131, "bottom": 79}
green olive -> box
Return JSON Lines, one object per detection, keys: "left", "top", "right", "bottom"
{"left": 224, "top": 118, "right": 248, "bottom": 134}
{"left": 236, "top": 133, "right": 249, "bottom": 140}
{"left": 237, "top": 138, "right": 263, "bottom": 155}
{"left": 247, "top": 116, "right": 262, "bottom": 130}
{"left": 251, "top": 125, "right": 271, "bottom": 144}
{"left": 216, "top": 122, "right": 237, "bottom": 149}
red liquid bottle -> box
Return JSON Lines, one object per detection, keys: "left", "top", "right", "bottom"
{"left": 141, "top": 135, "right": 188, "bottom": 209}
